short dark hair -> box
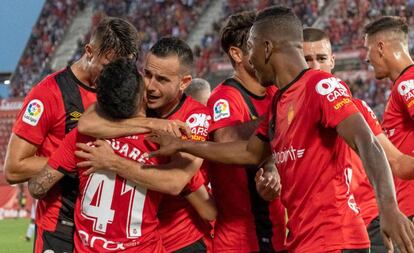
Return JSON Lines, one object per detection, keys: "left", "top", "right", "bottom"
{"left": 254, "top": 5, "right": 303, "bottom": 41}
{"left": 220, "top": 11, "right": 256, "bottom": 65}
{"left": 364, "top": 16, "right": 408, "bottom": 36}
{"left": 96, "top": 58, "right": 144, "bottom": 120}
{"left": 91, "top": 17, "right": 140, "bottom": 60}
{"left": 303, "top": 27, "right": 329, "bottom": 42}
{"left": 149, "top": 37, "right": 194, "bottom": 73}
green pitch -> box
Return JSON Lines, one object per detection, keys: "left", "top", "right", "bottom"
{"left": 0, "top": 218, "right": 33, "bottom": 253}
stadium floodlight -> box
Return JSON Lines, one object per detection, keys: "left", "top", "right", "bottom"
{"left": 3, "top": 80, "right": 10, "bottom": 85}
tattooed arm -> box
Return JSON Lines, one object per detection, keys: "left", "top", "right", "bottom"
{"left": 28, "top": 165, "right": 64, "bottom": 199}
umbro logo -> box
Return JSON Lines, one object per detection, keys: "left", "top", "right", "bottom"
{"left": 70, "top": 111, "right": 82, "bottom": 121}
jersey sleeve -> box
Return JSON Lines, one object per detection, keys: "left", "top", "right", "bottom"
{"left": 48, "top": 128, "right": 79, "bottom": 174}
{"left": 312, "top": 76, "right": 359, "bottom": 128}
{"left": 353, "top": 99, "right": 383, "bottom": 136}
{"left": 255, "top": 109, "right": 271, "bottom": 142}
{"left": 12, "top": 83, "right": 59, "bottom": 145}
{"left": 180, "top": 170, "right": 205, "bottom": 196}
{"left": 207, "top": 88, "right": 248, "bottom": 132}
{"left": 394, "top": 79, "right": 414, "bottom": 118}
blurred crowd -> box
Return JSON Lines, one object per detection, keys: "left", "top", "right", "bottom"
{"left": 10, "top": 0, "right": 413, "bottom": 120}
{"left": 10, "top": 0, "right": 86, "bottom": 97}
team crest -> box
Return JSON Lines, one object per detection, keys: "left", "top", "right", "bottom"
{"left": 22, "top": 99, "right": 44, "bottom": 126}
{"left": 213, "top": 99, "right": 230, "bottom": 121}
{"left": 287, "top": 105, "right": 295, "bottom": 125}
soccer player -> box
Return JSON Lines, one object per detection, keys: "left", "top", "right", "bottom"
{"left": 4, "top": 17, "right": 187, "bottom": 253}
{"left": 75, "top": 37, "right": 212, "bottom": 253}
{"left": 303, "top": 26, "right": 414, "bottom": 253}
{"left": 205, "top": 11, "right": 286, "bottom": 252}
{"left": 185, "top": 78, "right": 211, "bottom": 105}
{"left": 364, "top": 16, "right": 414, "bottom": 222}
{"left": 28, "top": 58, "right": 182, "bottom": 252}
{"left": 147, "top": 6, "right": 414, "bottom": 253}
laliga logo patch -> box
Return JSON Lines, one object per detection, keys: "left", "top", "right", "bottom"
{"left": 315, "top": 77, "right": 349, "bottom": 102}
{"left": 213, "top": 99, "right": 230, "bottom": 121}
{"left": 22, "top": 99, "right": 44, "bottom": 126}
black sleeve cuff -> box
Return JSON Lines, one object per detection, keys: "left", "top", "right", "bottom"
{"left": 256, "top": 133, "right": 270, "bottom": 142}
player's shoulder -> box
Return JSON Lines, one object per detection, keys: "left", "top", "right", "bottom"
{"left": 183, "top": 95, "right": 209, "bottom": 114}
{"left": 393, "top": 66, "right": 414, "bottom": 97}
{"left": 28, "top": 68, "right": 67, "bottom": 97}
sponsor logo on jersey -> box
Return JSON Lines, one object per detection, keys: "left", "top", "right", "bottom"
{"left": 185, "top": 113, "right": 211, "bottom": 141}
{"left": 315, "top": 77, "right": 350, "bottom": 102}
{"left": 398, "top": 80, "right": 414, "bottom": 104}
{"left": 213, "top": 99, "right": 230, "bottom": 121}
{"left": 272, "top": 146, "right": 305, "bottom": 165}
{"left": 334, "top": 98, "right": 351, "bottom": 110}
{"left": 22, "top": 99, "right": 44, "bottom": 126}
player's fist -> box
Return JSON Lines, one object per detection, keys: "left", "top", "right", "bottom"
{"left": 255, "top": 162, "right": 281, "bottom": 201}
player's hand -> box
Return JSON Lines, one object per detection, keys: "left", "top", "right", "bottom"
{"left": 255, "top": 166, "right": 281, "bottom": 202}
{"left": 75, "top": 140, "right": 117, "bottom": 175}
{"left": 149, "top": 119, "right": 191, "bottom": 138}
{"left": 145, "top": 131, "right": 183, "bottom": 157}
{"left": 380, "top": 206, "right": 414, "bottom": 253}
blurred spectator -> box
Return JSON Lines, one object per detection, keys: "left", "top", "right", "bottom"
{"left": 185, "top": 78, "right": 211, "bottom": 105}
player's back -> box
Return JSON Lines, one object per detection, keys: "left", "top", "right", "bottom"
{"left": 48, "top": 129, "right": 166, "bottom": 253}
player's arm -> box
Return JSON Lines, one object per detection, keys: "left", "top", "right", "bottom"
{"left": 78, "top": 104, "right": 190, "bottom": 138}
{"left": 337, "top": 113, "right": 414, "bottom": 251}
{"left": 28, "top": 165, "right": 64, "bottom": 199}
{"left": 377, "top": 133, "right": 414, "bottom": 180}
{"left": 185, "top": 185, "right": 217, "bottom": 221}
{"left": 147, "top": 132, "right": 270, "bottom": 167}
{"left": 3, "top": 134, "right": 48, "bottom": 184}
{"left": 213, "top": 120, "right": 261, "bottom": 142}
{"left": 75, "top": 140, "right": 203, "bottom": 196}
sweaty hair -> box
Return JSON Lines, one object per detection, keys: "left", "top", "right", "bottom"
{"left": 220, "top": 11, "right": 256, "bottom": 65}
{"left": 149, "top": 37, "right": 194, "bottom": 74}
{"left": 364, "top": 16, "right": 408, "bottom": 36}
{"left": 96, "top": 58, "right": 144, "bottom": 120}
{"left": 185, "top": 78, "right": 211, "bottom": 94}
{"left": 303, "top": 27, "right": 329, "bottom": 42}
{"left": 91, "top": 17, "right": 140, "bottom": 60}
{"left": 254, "top": 5, "right": 303, "bottom": 42}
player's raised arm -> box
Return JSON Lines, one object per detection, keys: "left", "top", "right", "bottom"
{"left": 28, "top": 165, "right": 64, "bottom": 199}
{"left": 78, "top": 104, "right": 190, "bottom": 138}
{"left": 76, "top": 140, "right": 203, "bottom": 196}
{"left": 147, "top": 132, "right": 270, "bottom": 167}
{"left": 337, "top": 113, "right": 414, "bottom": 251}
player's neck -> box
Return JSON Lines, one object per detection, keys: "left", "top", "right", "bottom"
{"left": 71, "top": 59, "right": 95, "bottom": 88}
{"left": 388, "top": 55, "right": 414, "bottom": 82}
{"left": 156, "top": 93, "right": 183, "bottom": 119}
{"left": 233, "top": 67, "right": 266, "bottom": 96}
{"left": 274, "top": 53, "right": 308, "bottom": 90}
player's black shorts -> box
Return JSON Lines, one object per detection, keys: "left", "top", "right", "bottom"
{"left": 34, "top": 221, "right": 74, "bottom": 253}
{"left": 173, "top": 238, "right": 206, "bottom": 253}
{"left": 342, "top": 249, "right": 369, "bottom": 253}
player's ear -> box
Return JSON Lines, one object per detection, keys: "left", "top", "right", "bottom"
{"left": 229, "top": 46, "right": 243, "bottom": 65}
{"left": 377, "top": 41, "right": 385, "bottom": 58}
{"left": 179, "top": 75, "right": 192, "bottom": 91}
{"left": 330, "top": 53, "right": 336, "bottom": 70}
{"left": 264, "top": 40, "right": 273, "bottom": 64}
{"left": 84, "top": 44, "right": 93, "bottom": 61}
